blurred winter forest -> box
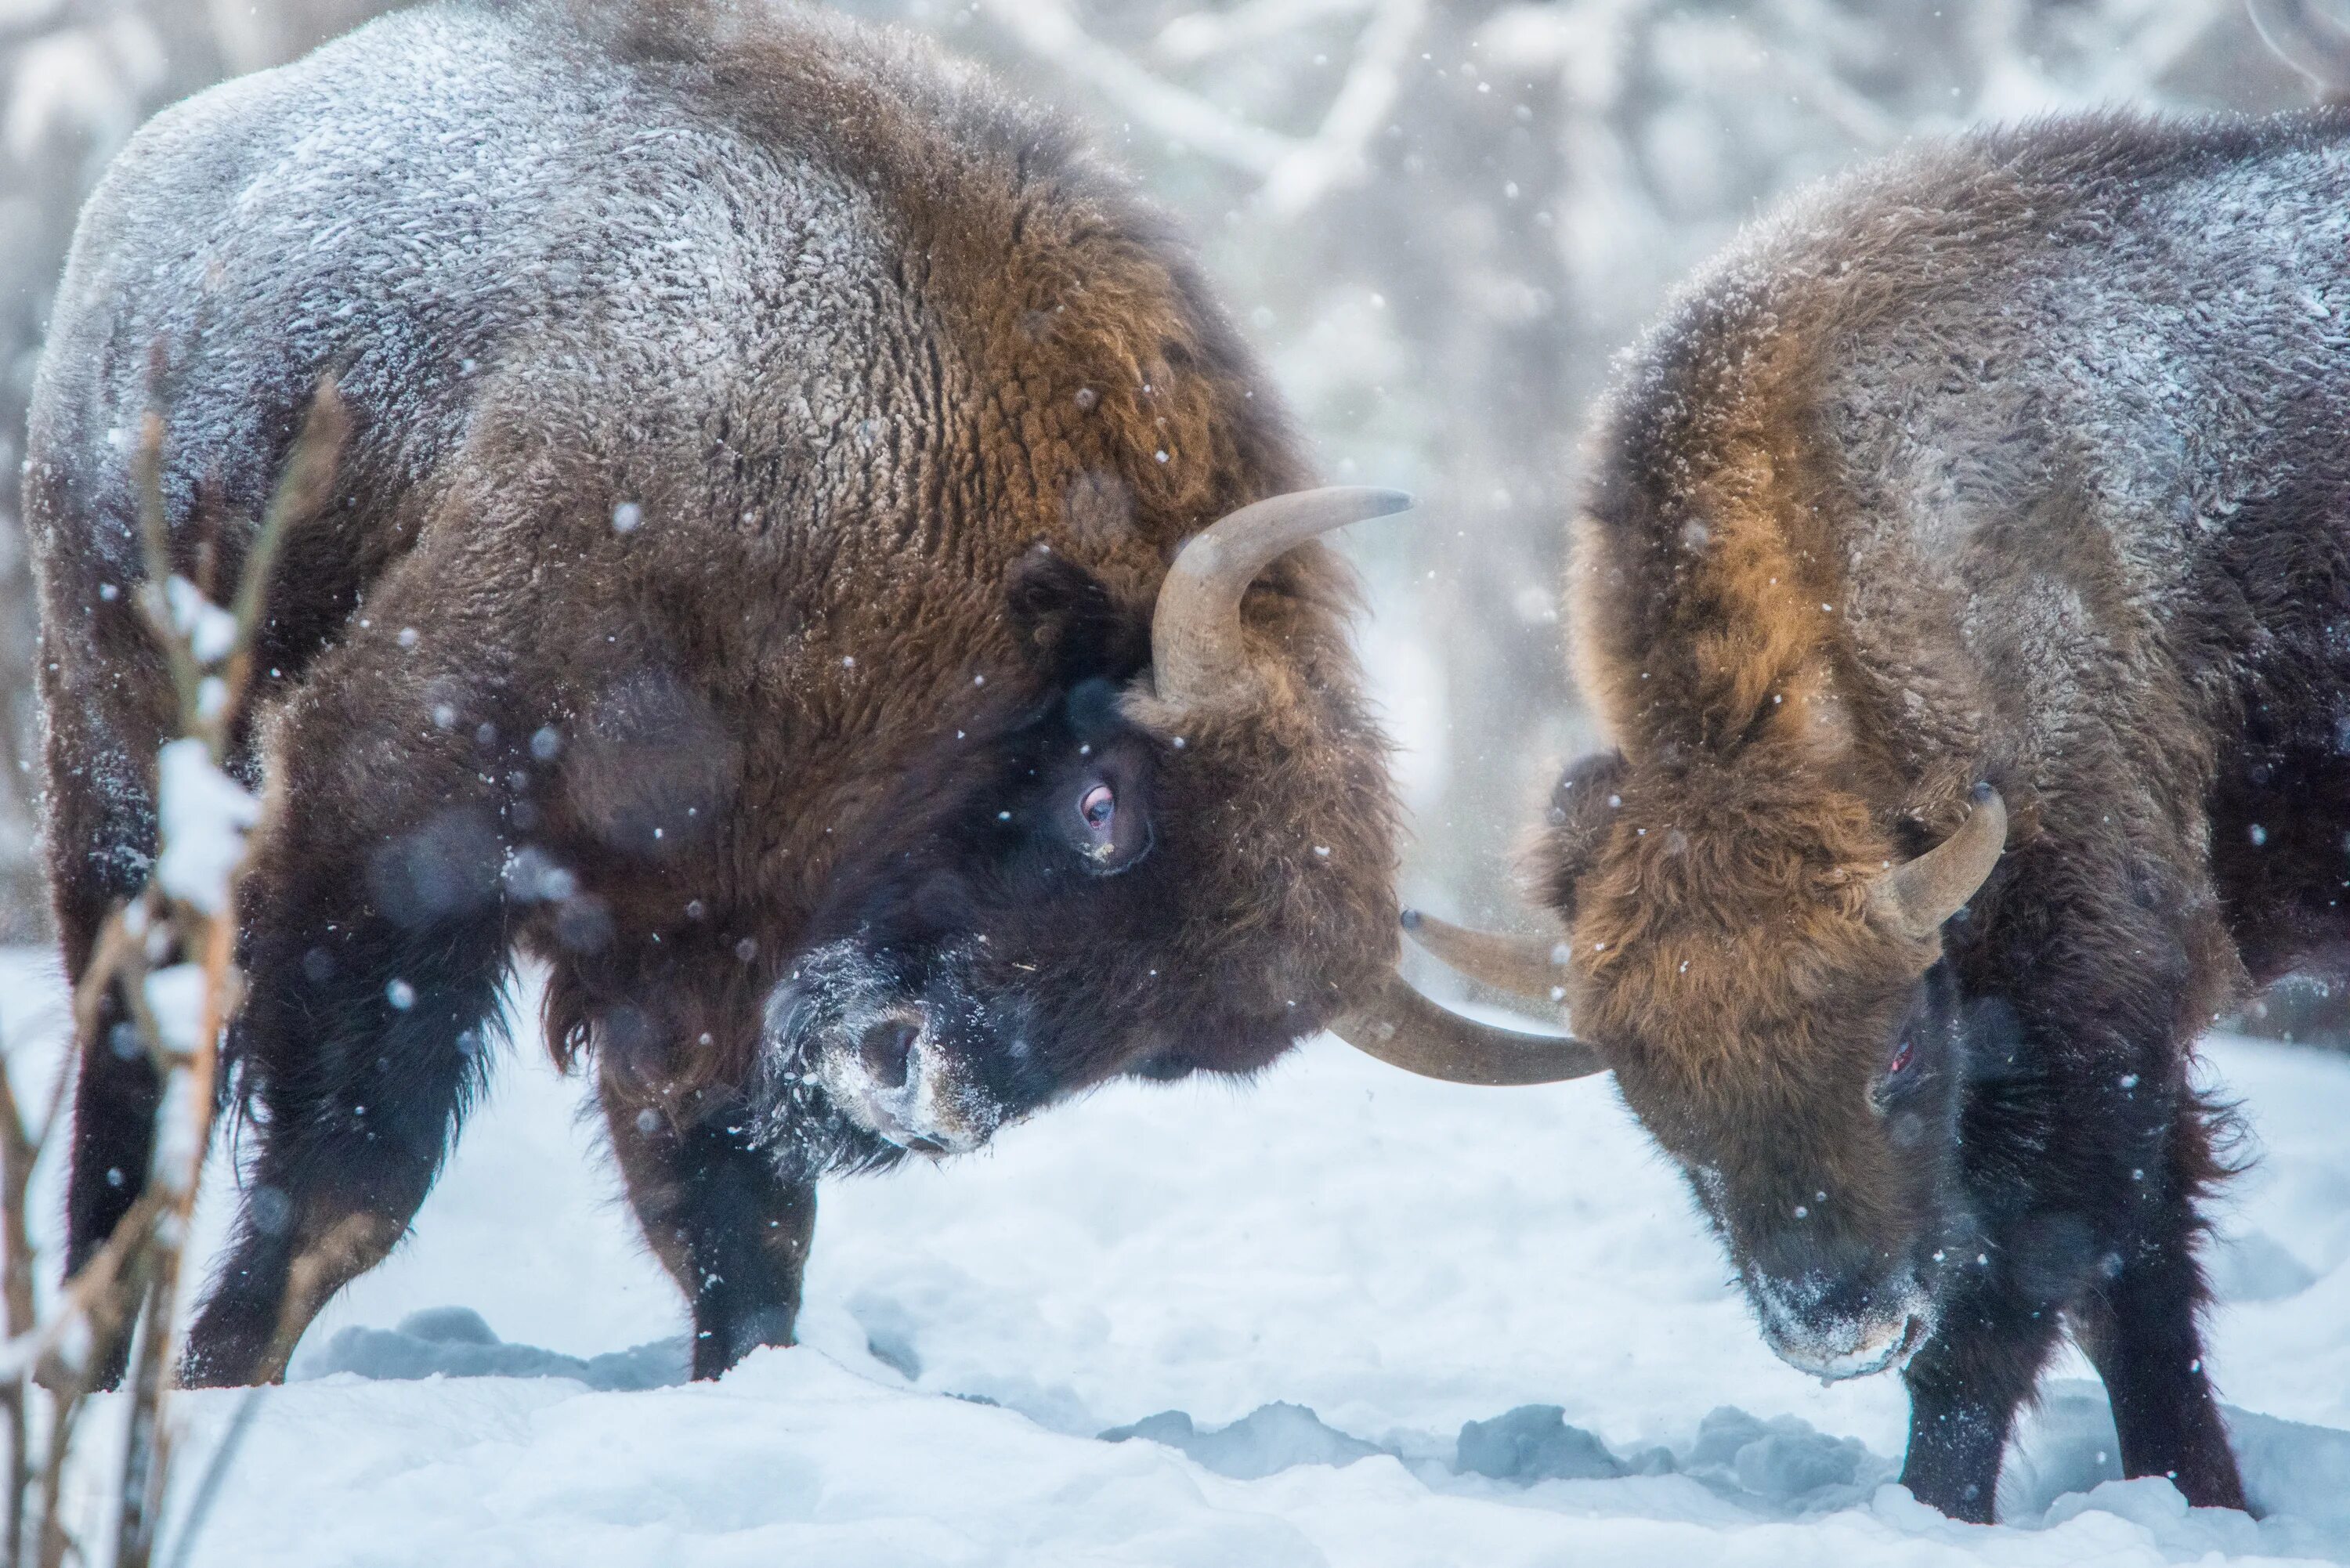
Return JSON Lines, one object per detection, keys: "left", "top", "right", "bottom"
{"left": 0, "top": 0, "right": 2319, "bottom": 945}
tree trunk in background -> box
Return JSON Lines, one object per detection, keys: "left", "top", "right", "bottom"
{"left": 1328, "top": 9, "right": 1590, "bottom": 927}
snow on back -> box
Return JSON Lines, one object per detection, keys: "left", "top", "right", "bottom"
{"left": 1604, "top": 118, "right": 2350, "bottom": 783}
{"left": 32, "top": 0, "right": 906, "bottom": 585}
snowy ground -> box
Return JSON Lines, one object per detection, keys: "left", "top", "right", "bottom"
{"left": 7, "top": 948, "right": 2350, "bottom": 1565}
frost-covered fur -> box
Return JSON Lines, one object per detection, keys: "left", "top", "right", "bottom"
{"left": 26, "top": 0, "right": 1397, "bottom": 1387}
{"left": 1543, "top": 110, "right": 2350, "bottom": 1520}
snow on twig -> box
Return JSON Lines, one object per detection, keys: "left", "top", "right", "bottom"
{"left": 152, "top": 744, "right": 257, "bottom": 919}
{"left": 0, "top": 373, "right": 344, "bottom": 1568}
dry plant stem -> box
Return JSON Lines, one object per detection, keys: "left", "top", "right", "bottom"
{"left": 128, "top": 417, "right": 200, "bottom": 730}
{"left": 0, "top": 1384, "right": 20, "bottom": 1568}
{"left": 0, "top": 377, "right": 342, "bottom": 1566}
{"left": 222, "top": 384, "right": 346, "bottom": 723}
{"left": 160, "top": 1388, "right": 264, "bottom": 1568}
{"left": 25, "top": 1210, "right": 161, "bottom": 1568}
{"left": 20, "top": 1190, "right": 168, "bottom": 1389}
{"left": 65, "top": 907, "right": 138, "bottom": 1072}
{"left": 0, "top": 931, "right": 105, "bottom": 1568}
{"left": 31, "top": 1388, "right": 78, "bottom": 1568}
{"left": 0, "top": 1020, "right": 31, "bottom": 1568}
{"left": 106, "top": 378, "right": 341, "bottom": 1568}
{"left": 112, "top": 915, "right": 234, "bottom": 1568}
{"left": 113, "top": 1275, "right": 168, "bottom": 1568}
{"left": 7, "top": 1182, "right": 170, "bottom": 1568}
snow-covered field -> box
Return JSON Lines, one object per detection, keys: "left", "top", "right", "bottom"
{"left": 7, "top": 948, "right": 2350, "bottom": 1566}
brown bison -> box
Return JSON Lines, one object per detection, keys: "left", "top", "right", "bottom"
{"left": 26, "top": 0, "right": 1477, "bottom": 1388}
{"left": 1403, "top": 84, "right": 2350, "bottom": 1522}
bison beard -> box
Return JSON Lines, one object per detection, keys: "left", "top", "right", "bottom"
{"left": 27, "top": 0, "right": 1426, "bottom": 1389}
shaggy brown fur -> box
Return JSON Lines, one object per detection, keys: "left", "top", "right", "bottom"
{"left": 1531, "top": 110, "right": 2350, "bottom": 1519}
{"left": 27, "top": 0, "right": 1397, "bottom": 1386}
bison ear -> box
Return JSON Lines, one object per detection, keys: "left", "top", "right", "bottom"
{"left": 1529, "top": 750, "right": 1629, "bottom": 926}
{"left": 1006, "top": 547, "right": 1151, "bottom": 687}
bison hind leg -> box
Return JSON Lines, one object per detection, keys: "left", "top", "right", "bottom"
{"left": 180, "top": 924, "right": 511, "bottom": 1387}
{"left": 2070, "top": 1095, "right": 2251, "bottom": 1514}
{"left": 181, "top": 602, "right": 523, "bottom": 1384}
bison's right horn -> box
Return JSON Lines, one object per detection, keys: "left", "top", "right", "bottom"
{"left": 1871, "top": 783, "right": 2008, "bottom": 942}
{"left": 1151, "top": 486, "right": 1412, "bottom": 707}
{"left": 1329, "top": 969, "right": 1607, "bottom": 1086}
{"left": 1401, "top": 909, "right": 1570, "bottom": 1004}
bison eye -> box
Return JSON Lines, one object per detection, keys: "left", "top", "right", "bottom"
{"left": 1064, "top": 768, "right": 1150, "bottom": 875}
{"left": 1887, "top": 1035, "right": 1916, "bottom": 1076}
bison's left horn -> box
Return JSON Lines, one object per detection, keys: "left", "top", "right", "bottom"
{"left": 1872, "top": 783, "right": 2008, "bottom": 941}
{"left": 1151, "top": 486, "right": 1412, "bottom": 706}
{"left": 1401, "top": 909, "right": 1570, "bottom": 1004}
{"left": 1329, "top": 969, "right": 1607, "bottom": 1086}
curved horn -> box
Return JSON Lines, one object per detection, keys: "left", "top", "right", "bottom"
{"left": 1152, "top": 486, "right": 1412, "bottom": 706}
{"left": 1872, "top": 784, "right": 2008, "bottom": 941}
{"left": 1329, "top": 969, "right": 1607, "bottom": 1086}
{"left": 1401, "top": 909, "right": 1569, "bottom": 1005}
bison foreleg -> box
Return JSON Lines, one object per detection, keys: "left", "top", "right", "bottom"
{"left": 600, "top": 1077, "right": 815, "bottom": 1380}
{"left": 1897, "top": 1267, "right": 2067, "bottom": 1523}
{"left": 60, "top": 962, "right": 167, "bottom": 1389}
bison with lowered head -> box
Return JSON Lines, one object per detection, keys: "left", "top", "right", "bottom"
{"left": 1405, "top": 91, "right": 2350, "bottom": 1520}
{"left": 27, "top": 0, "right": 1464, "bottom": 1388}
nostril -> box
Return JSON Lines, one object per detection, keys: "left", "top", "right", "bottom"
{"left": 859, "top": 1016, "right": 920, "bottom": 1089}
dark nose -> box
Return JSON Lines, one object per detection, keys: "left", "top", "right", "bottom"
{"left": 858, "top": 1014, "right": 922, "bottom": 1089}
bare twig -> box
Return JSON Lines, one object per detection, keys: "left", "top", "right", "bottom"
{"left": 107, "top": 378, "right": 341, "bottom": 1568}
{"left": 159, "top": 1389, "right": 264, "bottom": 1568}
{"left": 221, "top": 381, "right": 345, "bottom": 739}
{"left": 0, "top": 1014, "right": 29, "bottom": 1568}
{"left": 129, "top": 418, "right": 201, "bottom": 734}
{"left": 0, "top": 374, "right": 342, "bottom": 1568}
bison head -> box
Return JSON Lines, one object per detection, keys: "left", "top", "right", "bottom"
{"left": 759, "top": 488, "right": 1459, "bottom": 1162}
{"left": 1395, "top": 753, "right": 2009, "bottom": 1382}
